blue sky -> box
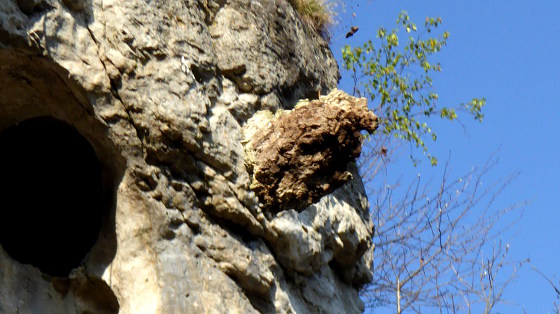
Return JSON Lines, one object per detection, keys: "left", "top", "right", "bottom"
{"left": 330, "top": 1, "right": 560, "bottom": 312}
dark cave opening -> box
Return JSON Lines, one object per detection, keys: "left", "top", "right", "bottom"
{"left": 0, "top": 116, "right": 104, "bottom": 277}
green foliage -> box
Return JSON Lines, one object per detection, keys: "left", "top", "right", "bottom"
{"left": 342, "top": 11, "right": 486, "bottom": 165}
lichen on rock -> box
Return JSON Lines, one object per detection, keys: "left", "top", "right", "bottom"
{"left": 243, "top": 89, "right": 378, "bottom": 213}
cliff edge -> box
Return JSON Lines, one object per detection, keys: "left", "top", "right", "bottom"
{"left": 0, "top": 0, "right": 374, "bottom": 312}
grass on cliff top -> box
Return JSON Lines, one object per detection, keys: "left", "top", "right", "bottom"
{"left": 288, "top": 0, "right": 334, "bottom": 38}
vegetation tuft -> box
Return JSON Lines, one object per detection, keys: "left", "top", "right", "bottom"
{"left": 288, "top": 0, "right": 334, "bottom": 38}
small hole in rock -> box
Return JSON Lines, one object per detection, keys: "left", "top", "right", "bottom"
{"left": 0, "top": 117, "right": 104, "bottom": 277}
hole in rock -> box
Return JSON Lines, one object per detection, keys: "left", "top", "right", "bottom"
{"left": 0, "top": 117, "right": 104, "bottom": 277}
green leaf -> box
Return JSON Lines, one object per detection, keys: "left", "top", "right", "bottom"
{"left": 341, "top": 12, "right": 485, "bottom": 166}
{"left": 430, "top": 156, "right": 438, "bottom": 166}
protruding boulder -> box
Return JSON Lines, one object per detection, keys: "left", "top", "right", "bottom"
{"left": 243, "top": 89, "right": 378, "bottom": 213}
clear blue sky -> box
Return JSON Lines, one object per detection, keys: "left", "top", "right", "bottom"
{"left": 330, "top": 1, "right": 560, "bottom": 312}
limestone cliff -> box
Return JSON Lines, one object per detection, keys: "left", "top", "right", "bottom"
{"left": 0, "top": 0, "right": 374, "bottom": 313}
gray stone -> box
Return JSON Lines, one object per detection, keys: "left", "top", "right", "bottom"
{"left": 0, "top": 0, "right": 373, "bottom": 313}
{"left": 61, "top": 0, "right": 85, "bottom": 11}
{"left": 16, "top": 0, "right": 44, "bottom": 15}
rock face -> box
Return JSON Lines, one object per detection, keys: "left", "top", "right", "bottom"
{"left": 0, "top": 0, "right": 374, "bottom": 313}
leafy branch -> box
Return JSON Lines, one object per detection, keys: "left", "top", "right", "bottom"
{"left": 342, "top": 11, "right": 486, "bottom": 165}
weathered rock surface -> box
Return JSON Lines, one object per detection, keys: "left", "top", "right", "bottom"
{"left": 243, "top": 89, "right": 378, "bottom": 213}
{"left": 0, "top": 0, "right": 373, "bottom": 313}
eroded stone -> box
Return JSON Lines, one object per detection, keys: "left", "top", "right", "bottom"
{"left": 0, "top": 0, "right": 375, "bottom": 313}
{"left": 243, "top": 89, "right": 378, "bottom": 213}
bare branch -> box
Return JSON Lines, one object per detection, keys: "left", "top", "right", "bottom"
{"left": 360, "top": 146, "right": 523, "bottom": 313}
